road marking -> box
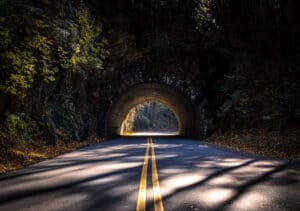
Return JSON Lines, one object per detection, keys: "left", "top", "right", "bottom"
{"left": 136, "top": 138, "right": 150, "bottom": 211}
{"left": 136, "top": 137, "right": 164, "bottom": 211}
{"left": 150, "top": 137, "right": 164, "bottom": 211}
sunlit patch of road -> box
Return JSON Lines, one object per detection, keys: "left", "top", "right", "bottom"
{"left": 122, "top": 131, "right": 179, "bottom": 136}
{"left": 0, "top": 137, "right": 299, "bottom": 211}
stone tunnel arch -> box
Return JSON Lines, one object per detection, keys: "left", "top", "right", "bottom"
{"left": 106, "top": 83, "right": 196, "bottom": 136}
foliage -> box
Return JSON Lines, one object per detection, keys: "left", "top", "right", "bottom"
{"left": 48, "top": 81, "right": 79, "bottom": 142}
{"left": 70, "top": 6, "right": 109, "bottom": 72}
{"left": 122, "top": 102, "right": 178, "bottom": 133}
{"left": 4, "top": 114, "right": 28, "bottom": 137}
{"left": 205, "top": 129, "right": 300, "bottom": 159}
{"left": 0, "top": 0, "right": 108, "bottom": 99}
{"left": 0, "top": 0, "right": 109, "bottom": 148}
{"left": 0, "top": 50, "right": 37, "bottom": 97}
{"left": 0, "top": 135, "right": 103, "bottom": 174}
{"left": 195, "top": 0, "right": 216, "bottom": 31}
{"left": 0, "top": 130, "right": 16, "bottom": 150}
{"left": 0, "top": 2, "right": 52, "bottom": 98}
{"left": 217, "top": 60, "right": 300, "bottom": 132}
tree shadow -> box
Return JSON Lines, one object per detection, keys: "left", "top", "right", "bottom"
{"left": 0, "top": 137, "right": 299, "bottom": 211}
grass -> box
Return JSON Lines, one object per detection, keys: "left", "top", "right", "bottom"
{"left": 0, "top": 135, "right": 104, "bottom": 174}
{"left": 204, "top": 128, "right": 300, "bottom": 160}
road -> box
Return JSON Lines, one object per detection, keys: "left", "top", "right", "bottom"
{"left": 0, "top": 137, "right": 299, "bottom": 211}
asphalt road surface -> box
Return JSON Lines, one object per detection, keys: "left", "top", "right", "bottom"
{"left": 0, "top": 137, "right": 299, "bottom": 211}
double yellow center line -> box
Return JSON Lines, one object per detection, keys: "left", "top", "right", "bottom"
{"left": 136, "top": 137, "right": 164, "bottom": 211}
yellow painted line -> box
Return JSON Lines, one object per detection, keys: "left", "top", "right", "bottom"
{"left": 136, "top": 137, "right": 150, "bottom": 211}
{"left": 150, "top": 137, "right": 164, "bottom": 211}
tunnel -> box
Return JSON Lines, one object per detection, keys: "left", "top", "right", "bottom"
{"left": 106, "top": 83, "right": 196, "bottom": 136}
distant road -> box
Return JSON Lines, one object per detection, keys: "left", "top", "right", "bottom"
{"left": 0, "top": 137, "right": 299, "bottom": 211}
{"left": 123, "top": 131, "right": 179, "bottom": 136}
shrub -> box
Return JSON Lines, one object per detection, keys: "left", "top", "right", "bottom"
{"left": 0, "top": 131, "right": 17, "bottom": 155}
{"left": 4, "top": 114, "right": 28, "bottom": 137}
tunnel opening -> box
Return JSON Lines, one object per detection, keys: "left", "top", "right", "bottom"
{"left": 120, "top": 101, "right": 179, "bottom": 136}
{"left": 106, "top": 83, "right": 197, "bottom": 137}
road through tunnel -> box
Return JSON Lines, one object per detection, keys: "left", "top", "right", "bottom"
{"left": 106, "top": 83, "right": 198, "bottom": 137}
{"left": 120, "top": 101, "right": 179, "bottom": 136}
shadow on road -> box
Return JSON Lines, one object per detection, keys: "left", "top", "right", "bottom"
{"left": 0, "top": 137, "right": 299, "bottom": 211}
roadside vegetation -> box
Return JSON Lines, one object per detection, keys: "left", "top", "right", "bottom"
{"left": 121, "top": 102, "right": 178, "bottom": 134}
{"left": 0, "top": 0, "right": 108, "bottom": 174}
{"left": 204, "top": 128, "right": 299, "bottom": 160}
{"left": 0, "top": 133, "right": 102, "bottom": 174}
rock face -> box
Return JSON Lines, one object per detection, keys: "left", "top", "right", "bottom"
{"left": 0, "top": 0, "right": 299, "bottom": 143}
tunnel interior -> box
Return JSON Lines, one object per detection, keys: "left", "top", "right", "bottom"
{"left": 120, "top": 101, "right": 179, "bottom": 136}
{"left": 106, "top": 83, "right": 196, "bottom": 137}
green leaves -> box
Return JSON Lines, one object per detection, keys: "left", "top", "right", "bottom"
{"left": 0, "top": 1, "right": 109, "bottom": 98}
{"left": 0, "top": 50, "right": 37, "bottom": 98}
{"left": 4, "top": 114, "right": 28, "bottom": 137}
{"left": 70, "top": 7, "right": 109, "bottom": 72}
